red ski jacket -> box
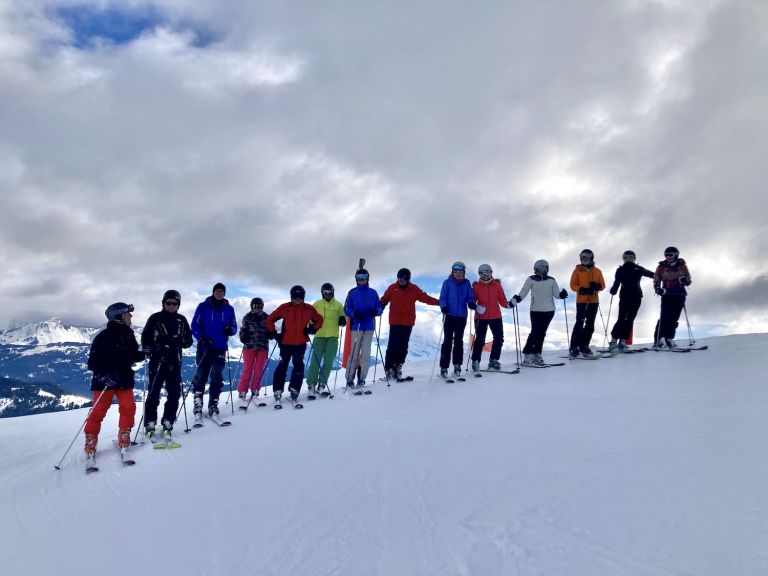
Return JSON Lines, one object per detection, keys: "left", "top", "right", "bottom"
{"left": 472, "top": 279, "right": 509, "bottom": 320}
{"left": 380, "top": 282, "right": 439, "bottom": 327}
{"left": 266, "top": 302, "right": 324, "bottom": 346}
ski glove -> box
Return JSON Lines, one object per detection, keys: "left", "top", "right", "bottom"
{"left": 679, "top": 276, "right": 691, "bottom": 286}
{"left": 609, "top": 286, "right": 618, "bottom": 296}
{"left": 559, "top": 289, "right": 568, "bottom": 299}
{"left": 441, "top": 306, "right": 449, "bottom": 314}
{"left": 589, "top": 281, "right": 602, "bottom": 292}
{"left": 94, "top": 372, "right": 117, "bottom": 389}
{"left": 513, "top": 295, "right": 523, "bottom": 303}
{"left": 476, "top": 305, "right": 486, "bottom": 314}
{"left": 507, "top": 299, "right": 516, "bottom": 308}
{"left": 467, "top": 302, "right": 477, "bottom": 311}
{"left": 655, "top": 287, "right": 666, "bottom": 296}
{"left": 303, "top": 326, "right": 317, "bottom": 336}
{"left": 578, "top": 287, "right": 592, "bottom": 295}
{"left": 267, "top": 330, "right": 279, "bottom": 340}
{"left": 338, "top": 317, "right": 347, "bottom": 327}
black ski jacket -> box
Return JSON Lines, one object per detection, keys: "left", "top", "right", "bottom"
{"left": 141, "top": 310, "right": 193, "bottom": 367}
{"left": 610, "top": 262, "right": 654, "bottom": 299}
{"left": 88, "top": 321, "right": 143, "bottom": 390}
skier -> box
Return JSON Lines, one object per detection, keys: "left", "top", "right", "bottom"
{"left": 652, "top": 247, "right": 692, "bottom": 348}
{"left": 306, "top": 283, "right": 346, "bottom": 396}
{"left": 471, "top": 264, "right": 512, "bottom": 372}
{"left": 84, "top": 302, "right": 143, "bottom": 462}
{"left": 190, "top": 283, "right": 237, "bottom": 421}
{"left": 513, "top": 260, "right": 568, "bottom": 365}
{"left": 266, "top": 285, "right": 324, "bottom": 406}
{"left": 439, "top": 262, "right": 477, "bottom": 379}
{"left": 379, "top": 268, "right": 439, "bottom": 380}
{"left": 344, "top": 269, "right": 383, "bottom": 389}
{"left": 608, "top": 251, "right": 654, "bottom": 351}
{"left": 237, "top": 297, "right": 270, "bottom": 406}
{"left": 140, "top": 290, "right": 193, "bottom": 440}
{"left": 569, "top": 249, "right": 605, "bottom": 357}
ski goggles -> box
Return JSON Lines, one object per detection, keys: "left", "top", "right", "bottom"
{"left": 355, "top": 273, "right": 369, "bottom": 281}
{"left": 452, "top": 266, "right": 466, "bottom": 273}
{"left": 664, "top": 252, "right": 677, "bottom": 258}
{"left": 622, "top": 254, "right": 636, "bottom": 263}
{"left": 164, "top": 300, "right": 180, "bottom": 307}
{"left": 397, "top": 274, "right": 411, "bottom": 281}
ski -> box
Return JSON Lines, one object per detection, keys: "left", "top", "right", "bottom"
{"left": 439, "top": 377, "right": 455, "bottom": 384}
{"left": 677, "top": 345, "right": 708, "bottom": 351}
{"left": 306, "top": 393, "right": 317, "bottom": 401}
{"left": 290, "top": 398, "right": 304, "bottom": 409}
{"left": 153, "top": 431, "right": 181, "bottom": 449}
{"left": 207, "top": 414, "right": 232, "bottom": 427}
{"left": 479, "top": 369, "right": 520, "bottom": 374}
{"left": 274, "top": 403, "right": 283, "bottom": 410}
{"left": 353, "top": 388, "right": 373, "bottom": 396}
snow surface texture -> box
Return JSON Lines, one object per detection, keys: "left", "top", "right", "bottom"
{"left": 1, "top": 334, "right": 767, "bottom": 576}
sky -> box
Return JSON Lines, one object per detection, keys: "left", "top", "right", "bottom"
{"left": 1, "top": 0, "right": 767, "bottom": 342}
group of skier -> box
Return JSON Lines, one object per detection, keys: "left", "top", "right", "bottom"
{"left": 82, "top": 247, "right": 692, "bottom": 462}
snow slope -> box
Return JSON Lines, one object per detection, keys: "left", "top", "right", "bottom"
{"left": 1, "top": 335, "right": 767, "bottom": 576}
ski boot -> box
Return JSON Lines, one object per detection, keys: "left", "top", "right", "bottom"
{"left": 580, "top": 346, "right": 594, "bottom": 357}
{"left": 193, "top": 392, "right": 204, "bottom": 422}
{"left": 118, "top": 428, "right": 131, "bottom": 449}
{"left": 522, "top": 354, "right": 533, "bottom": 366}
{"left": 471, "top": 360, "right": 480, "bottom": 373}
{"left": 665, "top": 339, "right": 677, "bottom": 348}
{"left": 652, "top": 338, "right": 666, "bottom": 350}
{"left": 346, "top": 381, "right": 356, "bottom": 391}
{"left": 395, "top": 364, "right": 404, "bottom": 379}
{"left": 144, "top": 421, "right": 156, "bottom": 441}
{"left": 617, "top": 340, "right": 629, "bottom": 351}
{"left": 453, "top": 364, "right": 462, "bottom": 377}
{"left": 608, "top": 339, "right": 618, "bottom": 353}
{"left": 208, "top": 399, "right": 219, "bottom": 417}
{"left": 533, "top": 354, "right": 545, "bottom": 366}
{"left": 84, "top": 433, "right": 98, "bottom": 456}
{"left": 569, "top": 347, "right": 580, "bottom": 358}
{"left": 488, "top": 359, "right": 501, "bottom": 371}
{"left": 274, "top": 390, "right": 283, "bottom": 407}
{"left": 440, "top": 368, "right": 449, "bottom": 379}
{"left": 385, "top": 368, "right": 397, "bottom": 381}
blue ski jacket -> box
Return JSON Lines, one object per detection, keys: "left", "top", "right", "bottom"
{"left": 439, "top": 275, "right": 475, "bottom": 317}
{"left": 344, "top": 285, "right": 383, "bottom": 331}
{"left": 191, "top": 296, "right": 237, "bottom": 351}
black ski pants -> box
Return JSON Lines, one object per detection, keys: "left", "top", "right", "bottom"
{"left": 144, "top": 352, "right": 182, "bottom": 426}
{"left": 273, "top": 343, "right": 307, "bottom": 396}
{"left": 191, "top": 346, "right": 226, "bottom": 403}
{"left": 385, "top": 325, "right": 413, "bottom": 371}
{"left": 611, "top": 295, "right": 642, "bottom": 341}
{"left": 571, "top": 303, "right": 599, "bottom": 350}
{"left": 523, "top": 311, "right": 555, "bottom": 355}
{"left": 471, "top": 318, "right": 504, "bottom": 362}
{"left": 656, "top": 294, "right": 686, "bottom": 339}
{"left": 440, "top": 315, "right": 467, "bottom": 369}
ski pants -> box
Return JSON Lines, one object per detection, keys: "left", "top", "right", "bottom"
{"left": 471, "top": 318, "right": 504, "bottom": 362}
{"left": 273, "top": 343, "right": 307, "bottom": 395}
{"left": 144, "top": 354, "right": 182, "bottom": 426}
{"left": 440, "top": 315, "right": 467, "bottom": 369}
{"left": 306, "top": 336, "right": 339, "bottom": 386}
{"left": 84, "top": 389, "right": 136, "bottom": 440}
{"left": 191, "top": 346, "right": 226, "bottom": 402}
{"left": 523, "top": 310, "right": 555, "bottom": 355}
{"left": 384, "top": 325, "right": 413, "bottom": 371}
{"left": 346, "top": 329, "right": 374, "bottom": 383}
{"left": 656, "top": 294, "right": 686, "bottom": 339}
{"left": 611, "top": 296, "right": 642, "bottom": 341}
{"left": 238, "top": 348, "right": 268, "bottom": 394}
{"left": 571, "top": 303, "right": 599, "bottom": 349}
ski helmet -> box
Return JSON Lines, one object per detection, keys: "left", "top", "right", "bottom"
{"left": 397, "top": 268, "right": 411, "bottom": 281}
{"left": 105, "top": 302, "right": 134, "bottom": 322}
{"left": 451, "top": 261, "right": 466, "bottom": 272}
{"left": 321, "top": 282, "right": 335, "bottom": 297}
{"left": 478, "top": 264, "right": 493, "bottom": 277}
{"left": 579, "top": 249, "right": 594, "bottom": 261}
{"left": 290, "top": 285, "right": 306, "bottom": 300}
{"left": 250, "top": 297, "right": 264, "bottom": 308}
{"left": 162, "top": 290, "right": 181, "bottom": 305}
{"left": 533, "top": 260, "right": 549, "bottom": 275}
{"left": 355, "top": 269, "right": 369, "bottom": 281}
{"left": 664, "top": 246, "right": 680, "bottom": 258}
{"left": 212, "top": 282, "right": 226, "bottom": 295}
{"left": 622, "top": 250, "right": 636, "bottom": 262}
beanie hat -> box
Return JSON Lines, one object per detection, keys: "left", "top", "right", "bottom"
{"left": 212, "top": 282, "right": 226, "bottom": 294}
{"left": 162, "top": 290, "right": 181, "bottom": 305}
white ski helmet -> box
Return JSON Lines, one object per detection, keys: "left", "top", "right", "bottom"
{"left": 533, "top": 260, "right": 549, "bottom": 275}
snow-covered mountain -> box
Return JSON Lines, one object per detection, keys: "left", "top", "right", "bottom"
{"left": 0, "top": 317, "right": 99, "bottom": 345}
{"left": 0, "top": 376, "right": 90, "bottom": 417}
{"left": 0, "top": 334, "right": 766, "bottom": 576}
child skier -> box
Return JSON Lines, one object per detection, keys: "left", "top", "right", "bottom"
{"left": 439, "top": 262, "right": 477, "bottom": 378}
{"left": 608, "top": 251, "right": 654, "bottom": 351}
{"left": 513, "top": 260, "right": 568, "bottom": 366}
{"left": 344, "top": 269, "right": 383, "bottom": 389}
{"left": 306, "top": 283, "right": 346, "bottom": 396}
{"left": 237, "top": 297, "right": 270, "bottom": 406}
{"left": 652, "top": 247, "right": 692, "bottom": 348}
{"left": 471, "top": 264, "right": 512, "bottom": 372}
{"left": 569, "top": 249, "right": 605, "bottom": 357}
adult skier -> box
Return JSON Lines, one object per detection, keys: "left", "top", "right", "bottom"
{"left": 652, "top": 246, "right": 692, "bottom": 348}
{"left": 306, "top": 283, "right": 346, "bottom": 396}
{"left": 607, "top": 251, "right": 654, "bottom": 351}
{"left": 140, "top": 290, "right": 193, "bottom": 440}
{"left": 379, "top": 268, "right": 439, "bottom": 380}
{"left": 569, "top": 249, "right": 605, "bottom": 357}
{"left": 471, "top": 264, "right": 512, "bottom": 372}
{"left": 237, "top": 297, "right": 270, "bottom": 406}
{"left": 190, "top": 283, "right": 237, "bottom": 420}
{"left": 266, "top": 285, "right": 324, "bottom": 406}
{"left": 343, "top": 269, "right": 383, "bottom": 389}
{"left": 84, "top": 302, "right": 143, "bottom": 463}
{"left": 439, "top": 261, "right": 477, "bottom": 378}
{"left": 513, "top": 260, "right": 568, "bottom": 365}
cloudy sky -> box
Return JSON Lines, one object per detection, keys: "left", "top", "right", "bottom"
{"left": 1, "top": 0, "right": 766, "bottom": 343}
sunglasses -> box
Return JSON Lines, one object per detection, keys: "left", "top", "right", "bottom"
{"left": 164, "top": 301, "right": 179, "bottom": 307}
{"left": 665, "top": 253, "right": 677, "bottom": 257}
{"left": 452, "top": 267, "right": 465, "bottom": 273}
{"left": 398, "top": 276, "right": 410, "bottom": 281}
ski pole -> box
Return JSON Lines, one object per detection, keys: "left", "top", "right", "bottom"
{"left": 307, "top": 340, "right": 336, "bottom": 398}
{"left": 372, "top": 316, "right": 390, "bottom": 387}
{"left": 602, "top": 294, "right": 614, "bottom": 351}
{"left": 562, "top": 298, "right": 571, "bottom": 360}
{"left": 683, "top": 304, "right": 695, "bottom": 345}
{"left": 54, "top": 386, "right": 112, "bottom": 470}
{"left": 430, "top": 314, "right": 445, "bottom": 381}
{"left": 133, "top": 355, "right": 165, "bottom": 444}
{"left": 465, "top": 310, "right": 474, "bottom": 372}
{"left": 226, "top": 349, "right": 235, "bottom": 415}
{"left": 227, "top": 348, "right": 244, "bottom": 401}
{"left": 333, "top": 325, "right": 344, "bottom": 391}
{"left": 512, "top": 306, "right": 522, "bottom": 368}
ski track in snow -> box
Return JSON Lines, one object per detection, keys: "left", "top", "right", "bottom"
{"left": 2, "top": 335, "right": 768, "bottom": 575}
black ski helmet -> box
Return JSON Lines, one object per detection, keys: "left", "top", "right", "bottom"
{"left": 355, "top": 269, "right": 369, "bottom": 281}
{"left": 105, "top": 302, "right": 134, "bottom": 322}
{"left": 290, "top": 285, "right": 306, "bottom": 300}
{"left": 250, "top": 297, "right": 264, "bottom": 308}
{"left": 397, "top": 268, "right": 411, "bottom": 281}
{"left": 162, "top": 290, "right": 181, "bottom": 305}
{"left": 321, "top": 282, "right": 335, "bottom": 297}
{"left": 212, "top": 282, "right": 226, "bottom": 294}
{"left": 533, "top": 260, "right": 549, "bottom": 275}
{"left": 664, "top": 246, "right": 680, "bottom": 257}
{"left": 579, "top": 249, "right": 594, "bottom": 261}
{"left": 622, "top": 250, "right": 636, "bottom": 262}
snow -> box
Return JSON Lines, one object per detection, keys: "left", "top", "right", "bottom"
{"left": 36, "top": 389, "right": 55, "bottom": 398}
{"left": 0, "top": 317, "right": 97, "bottom": 346}
{"left": 1, "top": 334, "right": 767, "bottom": 576}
